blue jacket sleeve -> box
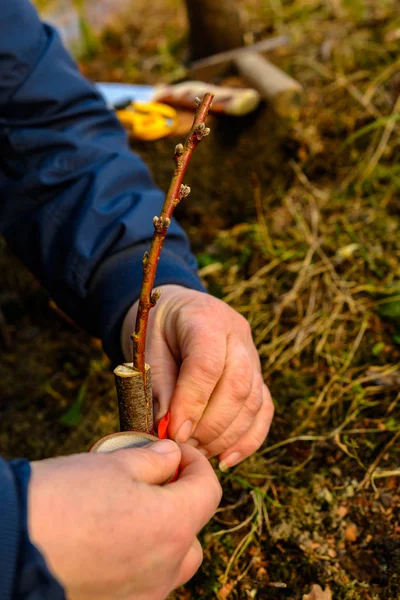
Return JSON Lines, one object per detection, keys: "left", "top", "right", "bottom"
{"left": 0, "top": 459, "right": 65, "bottom": 599}
{"left": 0, "top": 0, "right": 205, "bottom": 368}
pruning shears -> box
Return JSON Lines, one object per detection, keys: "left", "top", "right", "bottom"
{"left": 111, "top": 97, "right": 178, "bottom": 141}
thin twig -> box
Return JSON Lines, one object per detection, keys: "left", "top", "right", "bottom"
{"left": 130, "top": 93, "right": 214, "bottom": 428}
{"left": 358, "top": 428, "right": 400, "bottom": 490}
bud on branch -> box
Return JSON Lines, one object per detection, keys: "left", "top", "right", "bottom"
{"left": 129, "top": 94, "right": 214, "bottom": 429}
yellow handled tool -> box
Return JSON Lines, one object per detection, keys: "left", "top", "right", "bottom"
{"left": 116, "top": 101, "right": 178, "bottom": 141}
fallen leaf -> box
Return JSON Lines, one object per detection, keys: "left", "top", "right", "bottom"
{"left": 345, "top": 523, "right": 358, "bottom": 542}
{"left": 256, "top": 567, "right": 267, "bottom": 578}
{"left": 218, "top": 582, "right": 234, "bottom": 600}
{"left": 59, "top": 382, "right": 87, "bottom": 427}
{"left": 336, "top": 243, "right": 359, "bottom": 260}
{"left": 303, "top": 584, "right": 332, "bottom": 600}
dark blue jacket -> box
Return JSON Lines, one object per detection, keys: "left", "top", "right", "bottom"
{"left": 0, "top": 1, "right": 204, "bottom": 597}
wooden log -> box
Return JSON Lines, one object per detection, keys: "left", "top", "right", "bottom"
{"left": 235, "top": 51, "right": 304, "bottom": 118}
{"left": 187, "top": 35, "right": 289, "bottom": 81}
{"left": 184, "top": 0, "right": 243, "bottom": 61}
{"left": 114, "top": 363, "right": 153, "bottom": 433}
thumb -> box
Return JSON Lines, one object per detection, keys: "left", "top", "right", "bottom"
{"left": 115, "top": 439, "right": 181, "bottom": 485}
{"left": 148, "top": 345, "right": 179, "bottom": 422}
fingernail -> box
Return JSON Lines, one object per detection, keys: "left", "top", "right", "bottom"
{"left": 219, "top": 452, "right": 241, "bottom": 472}
{"left": 198, "top": 448, "right": 209, "bottom": 457}
{"left": 150, "top": 439, "right": 179, "bottom": 454}
{"left": 186, "top": 438, "right": 199, "bottom": 448}
{"left": 175, "top": 420, "right": 193, "bottom": 443}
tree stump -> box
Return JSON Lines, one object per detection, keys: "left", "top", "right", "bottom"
{"left": 184, "top": 0, "right": 243, "bottom": 61}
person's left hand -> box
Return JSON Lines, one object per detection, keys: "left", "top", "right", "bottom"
{"left": 122, "top": 285, "right": 274, "bottom": 470}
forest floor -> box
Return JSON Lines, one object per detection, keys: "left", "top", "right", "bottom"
{"left": 1, "top": 1, "right": 400, "bottom": 599}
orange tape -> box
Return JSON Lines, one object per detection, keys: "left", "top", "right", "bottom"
{"left": 157, "top": 410, "right": 178, "bottom": 482}
{"left": 158, "top": 410, "right": 170, "bottom": 439}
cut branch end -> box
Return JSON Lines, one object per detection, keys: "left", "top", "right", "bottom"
{"left": 127, "top": 93, "right": 214, "bottom": 431}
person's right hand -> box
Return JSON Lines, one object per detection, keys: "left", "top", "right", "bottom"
{"left": 28, "top": 440, "right": 222, "bottom": 600}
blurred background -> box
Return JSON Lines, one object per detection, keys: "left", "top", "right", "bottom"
{"left": 1, "top": 1, "right": 399, "bottom": 598}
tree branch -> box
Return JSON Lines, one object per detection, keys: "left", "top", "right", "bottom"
{"left": 129, "top": 93, "right": 214, "bottom": 429}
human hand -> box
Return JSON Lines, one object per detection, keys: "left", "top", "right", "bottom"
{"left": 29, "top": 440, "right": 221, "bottom": 600}
{"left": 122, "top": 285, "right": 274, "bottom": 470}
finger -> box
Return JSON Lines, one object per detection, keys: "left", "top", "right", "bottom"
{"left": 173, "top": 537, "right": 203, "bottom": 589}
{"left": 167, "top": 444, "right": 222, "bottom": 534}
{"left": 188, "top": 336, "right": 254, "bottom": 447}
{"left": 122, "top": 298, "right": 179, "bottom": 423}
{"left": 114, "top": 440, "right": 181, "bottom": 485}
{"left": 169, "top": 321, "right": 227, "bottom": 443}
{"left": 198, "top": 370, "right": 264, "bottom": 457}
{"left": 218, "top": 385, "right": 274, "bottom": 471}
{"left": 147, "top": 340, "right": 178, "bottom": 422}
